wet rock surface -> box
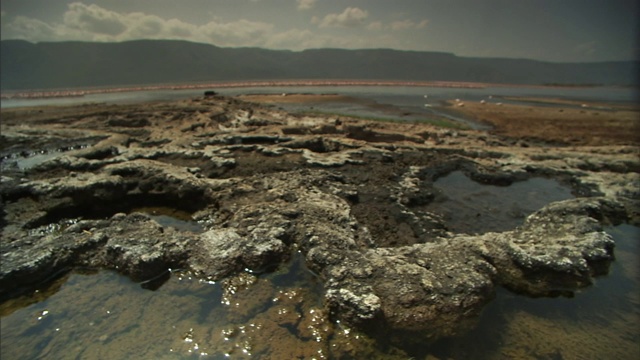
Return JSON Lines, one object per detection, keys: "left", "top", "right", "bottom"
{"left": 1, "top": 95, "right": 638, "bottom": 342}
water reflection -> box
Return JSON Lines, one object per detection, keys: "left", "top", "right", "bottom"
{"left": 1, "top": 225, "right": 638, "bottom": 359}
{"left": 0, "top": 145, "right": 92, "bottom": 171}
{"left": 0, "top": 252, "right": 336, "bottom": 359}
{"left": 420, "top": 223, "right": 640, "bottom": 359}
{"left": 428, "top": 171, "right": 575, "bottom": 234}
{"left": 132, "top": 206, "right": 206, "bottom": 233}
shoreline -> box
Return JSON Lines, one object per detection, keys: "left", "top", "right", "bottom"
{"left": 445, "top": 99, "right": 640, "bottom": 146}
{"left": 2, "top": 79, "right": 633, "bottom": 100}
{"left": 0, "top": 80, "right": 485, "bottom": 100}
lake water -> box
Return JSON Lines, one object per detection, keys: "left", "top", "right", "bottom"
{"left": 2, "top": 85, "right": 637, "bottom": 109}
{"left": 3, "top": 84, "right": 636, "bottom": 132}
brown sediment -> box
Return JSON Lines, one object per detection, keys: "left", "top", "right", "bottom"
{"left": 446, "top": 99, "right": 640, "bottom": 146}
{"left": 501, "top": 96, "right": 640, "bottom": 110}
{"left": 238, "top": 93, "right": 359, "bottom": 104}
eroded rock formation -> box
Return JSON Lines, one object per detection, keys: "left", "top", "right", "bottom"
{"left": 1, "top": 95, "right": 638, "bottom": 342}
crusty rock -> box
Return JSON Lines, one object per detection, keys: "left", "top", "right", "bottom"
{"left": 1, "top": 95, "right": 637, "bottom": 341}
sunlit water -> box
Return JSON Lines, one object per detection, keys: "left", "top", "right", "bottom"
{"left": 1, "top": 224, "right": 638, "bottom": 359}
{"left": 0, "top": 253, "right": 332, "bottom": 359}
{"left": 132, "top": 207, "right": 206, "bottom": 234}
{"left": 0, "top": 144, "right": 94, "bottom": 172}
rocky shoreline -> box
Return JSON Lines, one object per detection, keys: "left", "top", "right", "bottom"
{"left": 1, "top": 94, "right": 638, "bottom": 342}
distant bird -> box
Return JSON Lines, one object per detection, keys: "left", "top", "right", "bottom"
{"left": 480, "top": 100, "right": 486, "bottom": 104}
{"left": 424, "top": 95, "right": 428, "bottom": 98}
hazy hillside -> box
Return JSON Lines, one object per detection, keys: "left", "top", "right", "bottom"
{"left": 1, "top": 39, "right": 637, "bottom": 90}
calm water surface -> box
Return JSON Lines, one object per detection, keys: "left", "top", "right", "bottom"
{"left": 2, "top": 84, "right": 637, "bottom": 109}
{"left": 428, "top": 171, "right": 575, "bottom": 234}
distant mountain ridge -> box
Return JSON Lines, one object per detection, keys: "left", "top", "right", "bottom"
{"left": 1, "top": 39, "right": 637, "bottom": 90}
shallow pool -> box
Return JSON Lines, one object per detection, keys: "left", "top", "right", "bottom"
{"left": 428, "top": 171, "right": 575, "bottom": 234}
{"left": 2, "top": 223, "right": 637, "bottom": 359}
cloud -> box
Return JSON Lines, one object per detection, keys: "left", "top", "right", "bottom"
{"left": 1, "top": 2, "right": 275, "bottom": 47}
{"left": 200, "top": 19, "right": 273, "bottom": 47}
{"left": 264, "top": 28, "right": 369, "bottom": 50}
{"left": 367, "top": 19, "right": 429, "bottom": 31}
{"left": 4, "top": 16, "right": 62, "bottom": 41}
{"left": 0, "top": 2, "right": 425, "bottom": 52}
{"left": 390, "top": 19, "right": 428, "bottom": 31}
{"left": 296, "top": 0, "right": 316, "bottom": 11}
{"left": 316, "top": 7, "right": 369, "bottom": 28}
{"left": 63, "top": 2, "right": 127, "bottom": 36}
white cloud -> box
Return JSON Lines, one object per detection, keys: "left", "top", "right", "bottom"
{"left": 367, "top": 19, "right": 429, "bottom": 32}
{"left": 4, "top": 16, "right": 64, "bottom": 41}
{"left": 266, "top": 28, "right": 323, "bottom": 49}
{"left": 390, "top": 19, "right": 428, "bottom": 31}
{"left": 1, "top": 2, "right": 275, "bottom": 47}
{"left": 316, "top": 7, "right": 369, "bottom": 28}
{"left": 0, "top": 2, "right": 426, "bottom": 52}
{"left": 200, "top": 19, "right": 273, "bottom": 47}
{"left": 63, "top": 2, "right": 126, "bottom": 36}
{"left": 166, "top": 19, "right": 195, "bottom": 38}
{"left": 265, "top": 28, "right": 366, "bottom": 50}
{"left": 296, "top": 0, "right": 316, "bottom": 11}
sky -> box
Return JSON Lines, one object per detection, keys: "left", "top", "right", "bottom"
{"left": 1, "top": 0, "right": 638, "bottom": 63}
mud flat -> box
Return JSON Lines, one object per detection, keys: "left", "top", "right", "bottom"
{"left": 446, "top": 98, "right": 640, "bottom": 146}
{"left": 238, "top": 93, "right": 357, "bottom": 104}
{"left": 1, "top": 94, "right": 639, "bottom": 358}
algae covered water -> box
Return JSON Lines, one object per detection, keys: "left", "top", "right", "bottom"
{"left": 1, "top": 223, "right": 638, "bottom": 359}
